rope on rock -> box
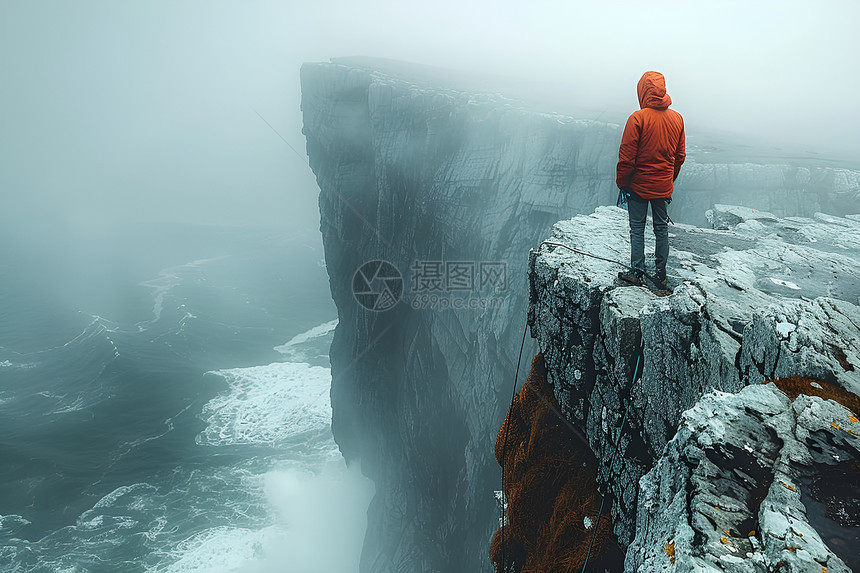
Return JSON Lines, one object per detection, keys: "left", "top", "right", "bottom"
{"left": 539, "top": 240, "right": 684, "bottom": 283}
{"left": 538, "top": 238, "right": 654, "bottom": 569}
{"left": 498, "top": 238, "right": 661, "bottom": 571}
{"left": 500, "top": 318, "right": 530, "bottom": 573}
{"left": 540, "top": 240, "right": 658, "bottom": 282}
{"left": 498, "top": 325, "right": 644, "bottom": 572}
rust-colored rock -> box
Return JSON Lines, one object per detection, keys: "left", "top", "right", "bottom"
{"left": 769, "top": 376, "right": 860, "bottom": 416}
{"left": 491, "top": 354, "right": 612, "bottom": 572}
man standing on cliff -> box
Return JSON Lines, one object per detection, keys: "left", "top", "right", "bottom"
{"left": 616, "top": 71, "right": 685, "bottom": 290}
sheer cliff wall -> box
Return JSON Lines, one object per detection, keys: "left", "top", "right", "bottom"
{"left": 301, "top": 61, "right": 619, "bottom": 573}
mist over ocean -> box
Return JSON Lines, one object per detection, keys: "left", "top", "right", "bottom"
{"left": 0, "top": 221, "right": 373, "bottom": 572}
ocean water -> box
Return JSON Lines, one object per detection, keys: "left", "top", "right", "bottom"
{"left": 0, "top": 223, "right": 373, "bottom": 572}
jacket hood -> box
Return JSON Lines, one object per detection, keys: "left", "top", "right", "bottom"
{"left": 637, "top": 71, "right": 672, "bottom": 109}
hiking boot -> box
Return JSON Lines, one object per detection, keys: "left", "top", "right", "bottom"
{"left": 618, "top": 272, "right": 643, "bottom": 286}
{"left": 654, "top": 274, "right": 668, "bottom": 290}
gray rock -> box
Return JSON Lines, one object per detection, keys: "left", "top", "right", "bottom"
{"left": 706, "top": 204, "right": 779, "bottom": 230}
{"left": 529, "top": 206, "right": 860, "bottom": 567}
{"left": 301, "top": 58, "right": 860, "bottom": 573}
{"left": 625, "top": 384, "right": 859, "bottom": 573}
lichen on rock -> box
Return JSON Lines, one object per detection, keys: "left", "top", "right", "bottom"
{"left": 626, "top": 382, "right": 859, "bottom": 572}
{"left": 491, "top": 354, "right": 619, "bottom": 572}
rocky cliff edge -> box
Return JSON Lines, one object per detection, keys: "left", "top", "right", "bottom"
{"left": 528, "top": 205, "right": 860, "bottom": 571}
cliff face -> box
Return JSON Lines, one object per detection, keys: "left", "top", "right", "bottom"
{"left": 674, "top": 163, "right": 860, "bottom": 225}
{"left": 299, "top": 59, "right": 860, "bottom": 573}
{"left": 301, "top": 60, "right": 621, "bottom": 573}
{"left": 528, "top": 206, "right": 860, "bottom": 570}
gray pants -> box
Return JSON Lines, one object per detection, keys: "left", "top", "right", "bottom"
{"left": 627, "top": 194, "right": 669, "bottom": 279}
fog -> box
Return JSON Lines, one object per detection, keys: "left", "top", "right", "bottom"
{"left": 2, "top": 0, "right": 858, "bottom": 235}
{"left": 235, "top": 463, "right": 375, "bottom": 573}
{"left": 1, "top": 2, "right": 858, "bottom": 571}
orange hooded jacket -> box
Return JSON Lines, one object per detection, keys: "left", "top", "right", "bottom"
{"left": 616, "top": 71, "right": 685, "bottom": 199}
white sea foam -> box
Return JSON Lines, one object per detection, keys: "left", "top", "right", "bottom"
{"left": 3, "top": 363, "right": 364, "bottom": 573}
{"left": 0, "top": 514, "right": 31, "bottom": 533}
{"left": 273, "top": 319, "right": 337, "bottom": 362}
{"left": 139, "top": 257, "right": 227, "bottom": 322}
{"left": 137, "top": 460, "right": 372, "bottom": 573}
{"left": 274, "top": 319, "right": 337, "bottom": 353}
{"left": 1, "top": 359, "right": 36, "bottom": 369}
{"left": 91, "top": 483, "right": 157, "bottom": 511}
{"left": 154, "top": 525, "right": 285, "bottom": 573}
{"left": 197, "top": 362, "right": 332, "bottom": 447}
{"left": 157, "top": 462, "right": 373, "bottom": 573}
{"left": 237, "top": 462, "right": 372, "bottom": 573}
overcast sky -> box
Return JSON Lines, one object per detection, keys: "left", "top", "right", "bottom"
{"left": 2, "top": 0, "right": 858, "bottom": 231}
